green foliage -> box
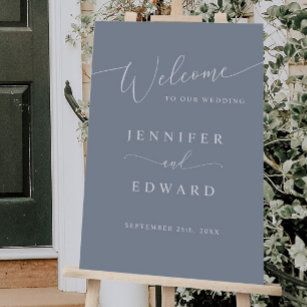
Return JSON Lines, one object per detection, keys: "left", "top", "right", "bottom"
{"left": 67, "top": 1, "right": 307, "bottom": 305}
{"left": 260, "top": 4, "right": 307, "bottom": 306}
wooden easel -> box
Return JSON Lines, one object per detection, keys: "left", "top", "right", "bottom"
{"left": 64, "top": 1, "right": 282, "bottom": 306}
{"left": 64, "top": 267, "right": 282, "bottom": 307}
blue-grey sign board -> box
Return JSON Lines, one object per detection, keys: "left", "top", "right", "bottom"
{"left": 80, "top": 22, "right": 264, "bottom": 284}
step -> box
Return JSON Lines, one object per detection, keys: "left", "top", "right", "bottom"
{"left": 0, "top": 259, "right": 57, "bottom": 289}
{"left": 0, "top": 288, "right": 85, "bottom": 307}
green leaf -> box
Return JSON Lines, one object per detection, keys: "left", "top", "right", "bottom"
{"left": 284, "top": 43, "right": 295, "bottom": 57}
{"left": 278, "top": 205, "right": 294, "bottom": 219}
{"left": 301, "top": 37, "right": 307, "bottom": 47}
{"left": 301, "top": 19, "right": 307, "bottom": 35}
{"left": 295, "top": 178, "right": 305, "bottom": 190}
{"left": 266, "top": 5, "right": 279, "bottom": 18}
{"left": 264, "top": 180, "right": 275, "bottom": 202}
{"left": 200, "top": 4, "right": 208, "bottom": 13}
{"left": 283, "top": 160, "right": 293, "bottom": 174}
{"left": 302, "top": 76, "right": 307, "bottom": 86}
{"left": 302, "top": 93, "right": 307, "bottom": 103}
{"left": 287, "top": 2, "right": 301, "bottom": 12}
{"left": 276, "top": 54, "right": 284, "bottom": 66}
{"left": 271, "top": 80, "right": 283, "bottom": 93}
{"left": 286, "top": 75, "right": 297, "bottom": 85}
{"left": 284, "top": 179, "right": 294, "bottom": 194}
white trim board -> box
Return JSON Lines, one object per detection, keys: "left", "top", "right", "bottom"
{"left": 0, "top": 248, "right": 58, "bottom": 260}
{"left": 49, "top": 0, "right": 85, "bottom": 293}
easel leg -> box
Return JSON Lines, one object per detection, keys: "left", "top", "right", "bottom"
{"left": 85, "top": 279, "right": 101, "bottom": 307}
{"left": 161, "top": 287, "right": 175, "bottom": 307}
{"left": 149, "top": 286, "right": 156, "bottom": 307}
{"left": 236, "top": 293, "right": 251, "bottom": 307}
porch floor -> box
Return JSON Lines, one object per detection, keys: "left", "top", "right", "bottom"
{"left": 0, "top": 287, "right": 85, "bottom": 307}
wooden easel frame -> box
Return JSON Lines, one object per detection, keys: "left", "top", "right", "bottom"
{"left": 64, "top": 267, "right": 282, "bottom": 307}
{"left": 64, "top": 1, "right": 282, "bottom": 306}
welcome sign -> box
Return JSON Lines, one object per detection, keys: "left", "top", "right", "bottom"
{"left": 80, "top": 22, "right": 264, "bottom": 284}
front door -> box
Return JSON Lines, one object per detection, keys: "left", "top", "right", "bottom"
{"left": 0, "top": 0, "right": 52, "bottom": 246}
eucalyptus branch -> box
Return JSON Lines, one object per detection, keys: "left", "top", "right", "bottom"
{"left": 264, "top": 173, "right": 288, "bottom": 195}
{"left": 264, "top": 139, "right": 291, "bottom": 147}
{"left": 263, "top": 153, "right": 282, "bottom": 173}
{"left": 283, "top": 292, "right": 307, "bottom": 306}
{"left": 265, "top": 263, "right": 307, "bottom": 288}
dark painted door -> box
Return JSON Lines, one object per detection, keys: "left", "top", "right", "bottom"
{"left": 0, "top": 0, "right": 52, "bottom": 246}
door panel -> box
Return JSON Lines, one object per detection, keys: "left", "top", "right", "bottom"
{"left": 0, "top": 0, "right": 27, "bottom": 27}
{"left": 0, "top": 31, "right": 32, "bottom": 81}
{"left": 0, "top": 0, "right": 51, "bottom": 246}
{"left": 0, "top": 85, "right": 30, "bottom": 196}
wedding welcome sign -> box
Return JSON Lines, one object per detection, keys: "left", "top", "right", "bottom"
{"left": 80, "top": 22, "right": 264, "bottom": 284}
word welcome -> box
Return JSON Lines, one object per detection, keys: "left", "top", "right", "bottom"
{"left": 93, "top": 54, "right": 262, "bottom": 103}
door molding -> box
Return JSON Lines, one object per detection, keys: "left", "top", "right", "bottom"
{"left": 49, "top": 0, "right": 85, "bottom": 292}
{"left": 0, "top": 248, "right": 57, "bottom": 260}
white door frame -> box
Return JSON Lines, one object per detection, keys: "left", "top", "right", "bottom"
{"left": 49, "top": 0, "right": 85, "bottom": 292}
